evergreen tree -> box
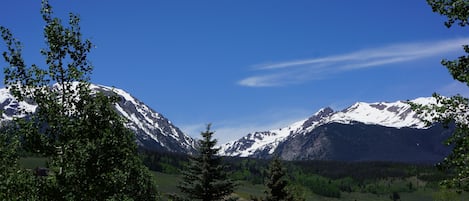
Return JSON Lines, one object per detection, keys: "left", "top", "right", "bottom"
{"left": 177, "top": 125, "right": 236, "bottom": 201}
{"left": 264, "top": 157, "right": 295, "bottom": 201}
{"left": 0, "top": 0, "right": 159, "bottom": 200}
{"left": 411, "top": 0, "right": 469, "bottom": 191}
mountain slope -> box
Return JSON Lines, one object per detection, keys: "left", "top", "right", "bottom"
{"left": 0, "top": 84, "right": 197, "bottom": 154}
{"left": 275, "top": 122, "right": 452, "bottom": 162}
{"left": 219, "top": 98, "right": 452, "bottom": 163}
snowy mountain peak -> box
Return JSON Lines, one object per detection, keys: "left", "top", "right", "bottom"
{"left": 332, "top": 101, "right": 415, "bottom": 128}
{"left": 220, "top": 98, "right": 437, "bottom": 157}
{"left": 315, "top": 107, "right": 334, "bottom": 117}
{"left": 302, "top": 107, "right": 334, "bottom": 129}
{"left": 0, "top": 84, "right": 197, "bottom": 154}
{"left": 0, "top": 88, "right": 37, "bottom": 121}
{"left": 329, "top": 98, "right": 436, "bottom": 129}
{"left": 90, "top": 84, "right": 197, "bottom": 153}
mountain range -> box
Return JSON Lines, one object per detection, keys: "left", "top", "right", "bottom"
{"left": 219, "top": 98, "right": 453, "bottom": 163}
{"left": 0, "top": 84, "right": 453, "bottom": 163}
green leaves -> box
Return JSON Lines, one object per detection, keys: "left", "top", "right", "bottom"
{"left": 0, "top": 122, "right": 40, "bottom": 200}
{"left": 442, "top": 45, "right": 469, "bottom": 86}
{"left": 412, "top": 93, "right": 469, "bottom": 191}
{"left": 427, "top": 0, "right": 469, "bottom": 28}
{"left": 416, "top": 0, "right": 469, "bottom": 192}
{"left": 1, "top": 0, "right": 160, "bottom": 200}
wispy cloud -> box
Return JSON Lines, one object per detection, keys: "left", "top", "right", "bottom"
{"left": 239, "top": 38, "right": 469, "bottom": 87}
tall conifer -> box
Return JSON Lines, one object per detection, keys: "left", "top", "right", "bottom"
{"left": 177, "top": 125, "right": 236, "bottom": 201}
{"left": 264, "top": 157, "right": 294, "bottom": 201}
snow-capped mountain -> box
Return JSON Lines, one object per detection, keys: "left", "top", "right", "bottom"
{"left": 0, "top": 84, "right": 197, "bottom": 154}
{"left": 219, "top": 98, "right": 452, "bottom": 162}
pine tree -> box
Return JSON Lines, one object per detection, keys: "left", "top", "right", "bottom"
{"left": 177, "top": 124, "right": 236, "bottom": 201}
{"left": 411, "top": 0, "right": 469, "bottom": 191}
{"left": 0, "top": 0, "right": 159, "bottom": 200}
{"left": 264, "top": 157, "right": 295, "bottom": 201}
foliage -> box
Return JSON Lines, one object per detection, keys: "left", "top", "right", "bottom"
{"left": 225, "top": 157, "right": 269, "bottom": 185}
{"left": 141, "top": 149, "right": 189, "bottom": 174}
{"left": 294, "top": 173, "right": 341, "bottom": 198}
{"left": 263, "top": 157, "right": 295, "bottom": 201}
{"left": 409, "top": 0, "right": 469, "bottom": 191}
{"left": 427, "top": 0, "right": 469, "bottom": 28}
{"left": 177, "top": 125, "right": 236, "bottom": 201}
{"left": 50, "top": 93, "right": 159, "bottom": 200}
{"left": 0, "top": 0, "right": 159, "bottom": 200}
{"left": 0, "top": 122, "right": 39, "bottom": 200}
{"left": 417, "top": 96, "right": 469, "bottom": 191}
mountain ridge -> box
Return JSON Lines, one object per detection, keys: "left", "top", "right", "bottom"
{"left": 219, "top": 97, "right": 452, "bottom": 163}
{"left": 0, "top": 83, "right": 197, "bottom": 154}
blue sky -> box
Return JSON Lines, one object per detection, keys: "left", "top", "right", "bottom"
{"left": 1, "top": 0, "right": 468, "bottom": 143}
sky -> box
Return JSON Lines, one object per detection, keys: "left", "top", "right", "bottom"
{"left": 1, "top": 0, "right": 468, "bottom": 144}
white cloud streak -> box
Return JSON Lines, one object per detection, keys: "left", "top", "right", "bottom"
{"left": 239, "top": 38, "right": 469, "bottom": 87}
